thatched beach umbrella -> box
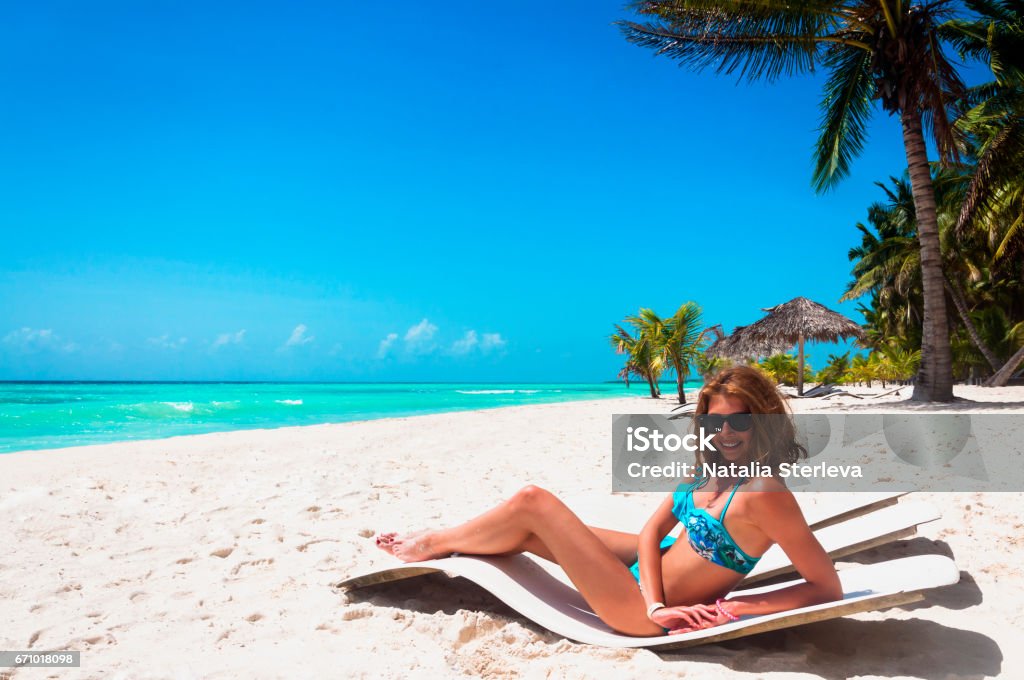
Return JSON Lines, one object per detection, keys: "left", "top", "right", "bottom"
{"left": 707, "top": 325, "right": 793, "bottom": 362}
{"left": 709, "top": 297, "right": 865, "bottom": 395}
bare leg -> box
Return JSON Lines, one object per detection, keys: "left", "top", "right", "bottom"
{"left": 504, "top": 527, "right": 638, "bottom": 566}
{"left": 380, "top": 485, "right": 661, "bottom": 636}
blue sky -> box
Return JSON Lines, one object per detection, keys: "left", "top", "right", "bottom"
{"left": 0, "top": 1, "right": 979, "bottom": 381}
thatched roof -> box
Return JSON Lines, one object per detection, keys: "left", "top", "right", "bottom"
{"left": 707, "top": 324, "right": 793, "bottom": 360}
{"left": 708, "top": 297, "right": 865, "bottom": 360}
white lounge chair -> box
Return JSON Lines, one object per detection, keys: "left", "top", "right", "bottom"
{"left": 338, "top": 495, "right": 954, "bottom": 647}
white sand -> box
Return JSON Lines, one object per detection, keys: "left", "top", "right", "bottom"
{"left": 1, "top": 385, "right": 1023, "bottom": 679}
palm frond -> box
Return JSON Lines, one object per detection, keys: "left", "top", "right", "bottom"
{"left": 813, "top": 44, "right": 876, "bottom": 191}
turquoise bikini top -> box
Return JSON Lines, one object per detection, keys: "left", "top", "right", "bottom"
{"left": 671, "top": 477, "right": 761, "bottom": 575}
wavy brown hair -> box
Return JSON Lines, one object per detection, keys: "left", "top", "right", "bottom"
{"left": 694, "top": 366, "right": 806, "bottom": 473}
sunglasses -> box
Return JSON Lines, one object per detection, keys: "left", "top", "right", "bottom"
{"left": 696, "top": 412, "right": 754, "bottom": 433}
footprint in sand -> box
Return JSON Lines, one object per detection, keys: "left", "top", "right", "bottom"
{"left": 448, "top": 617, "right": 505, "bottom": 649}
{"left": 315, "top": 622, "right": 340, "bottom": 633}
{"left": 230, "top": 558, "right": 275, "bottom": 576}
{"left": 296, "top": 538, "right": 340, "bottom": 553}
{"left": 340, "top": 605, "right": 374, "bottom": 622}
{"left": 210, "top": 547, "right": 234, "bottom": 559}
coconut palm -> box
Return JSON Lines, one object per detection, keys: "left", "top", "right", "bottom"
{"left": 620, "top": 0, "right": 967, "bottom": 401}
{"left": 623, "top": 304, "right": 708, "bottom": 403}
{"left": 759, "top": 353, "right": 803, "bottom": 385}
{"left": 610, "top": 323, "right": 664, "bottom": 398}
{"left": 842, "top": 172, "right": 1004, "bottom": 372}
{"left": 695, "top": 350, "right": 733, "bottom": 381}
{"left": 947, "top": 0, "right": 1024, "bottom": 385}
{"left": 846, "top": 353, "right": 881, "bottom": 386}
{"left": 817, "top": 351, "right": 853, "bottom": 384}
{"left": 878, "top": 342, "right": 923, "bottom": 381}
{"left": 661, "top": 302, "right": 707, "bottom": 403}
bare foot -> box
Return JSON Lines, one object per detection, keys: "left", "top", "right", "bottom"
{"left": 375, "top": 530, "right": 447, "bottom": 563}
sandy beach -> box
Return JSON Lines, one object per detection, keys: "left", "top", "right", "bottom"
{"left": 2, "top": 386, "right": 1023, "bottom": 679}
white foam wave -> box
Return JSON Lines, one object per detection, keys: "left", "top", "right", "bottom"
{"left": 456, "top": 390, "right": 516, "bottom": 395}
{"left": 275, "top": 399, "right": 303, "bottom": 405}
{"left": 163, "top": 402, "right": 194, "bottom": 412}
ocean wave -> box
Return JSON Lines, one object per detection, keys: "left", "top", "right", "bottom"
{"left": 275, "top": 399, "right": 303, "bottom": 405}
{"left": 163, "top": 402, "right": 195, "bottom": 412}
{"left": 456, "top": 390, "right": 517, "bottom": 395}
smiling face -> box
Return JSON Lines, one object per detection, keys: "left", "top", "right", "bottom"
{"left": 705, "top": 394, "right": 755, "bottom": 464}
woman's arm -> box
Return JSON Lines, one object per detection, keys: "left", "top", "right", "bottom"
{"left": 721, "top": 488, "right": 842, "bottom": 618}
{"left": 636, "top": 494, "right": 679, "bottom": 614}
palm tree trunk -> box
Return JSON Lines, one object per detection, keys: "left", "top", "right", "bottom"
{"left": 986, "top": 345, "right": 1024, "bottom": 387}
{"left": 646, "top": 374, "right": 659, "bottom": 398}
{"left": 943, "top": 275, "right": 1000, "bottom": 373}
{"left": 671, "top": 358, "right": 687, "bottom": 404}
{"left": 901, "top": 109, "right": 954, "bottom": 402}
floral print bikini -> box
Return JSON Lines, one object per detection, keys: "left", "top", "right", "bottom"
{"left": 629, "top": 477, "right": 761, "bottom": 582}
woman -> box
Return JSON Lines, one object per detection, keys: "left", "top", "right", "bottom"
{"left": 376, "top": 366, "right": 842, "bottom": 636}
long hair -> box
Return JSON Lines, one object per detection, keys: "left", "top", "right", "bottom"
{"left": 694, "top": 366, "right": 806, "bottom": 473}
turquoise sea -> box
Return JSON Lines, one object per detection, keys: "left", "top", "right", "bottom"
{"left": 0, "top": 381, "right": 702, "bottom": 454}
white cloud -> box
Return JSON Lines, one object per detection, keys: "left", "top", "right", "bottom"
{"left": 284, "top": 324, "right": 314, "bottom": 348}
{"left": 380, "top": 321, "right": 505, "bottom": 360}
{"left": 404, "top": 318, "right": 438, "bottom": 354}
{"left": 3, "top": 327, "right": 77, "bottom": 353}
{"left": 377, "top": 332, "right": 398, "bottom": 358}
{"left": 148, "top": 334, "right": 188, "bottom": 350}
{"left": 451, "top": 330, "right": 478, "bottom": 355}
{"left": 212, "top": 329, "right": 246, "bottom": 349}
{"left": 450, "top": 330, "right": 506, "bottom": 356}
{"left": 480, "top": 333, "right": 506, "bottom": 353}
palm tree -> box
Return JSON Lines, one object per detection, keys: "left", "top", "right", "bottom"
{"left": 610, "top": 320, "right": 664, "bottom": 398}
{"left": 947, "top": 0, "right": 1024, "bottom": 385}
{"left": 842, "top": 173, "right": 1003, "bottom": 373}
{"left": 759, "top": 353, "right": 802, "bottom": 385}
{"left": 660, "top": 302, "right": 707, "bottom": 404}
{"left": 817, "top": 351, "right": 853, "bottom": 384}
{"left": 622, "top": 305, "right": 707, "bottom": 403}
{"left": 846, "top": 353, "right": 880, "bottom": 387}
{"left": 620, "top": 0, "right": 967, "bottom": 401}
{"left": 696, "top": 350, "right": 733, "bottom": 381}
{"left": 878, "top": 342, "right": 923, "bottom": 381}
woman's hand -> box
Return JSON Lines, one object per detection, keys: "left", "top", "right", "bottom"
{"left": 650, "top": 603, "right": 729, "bottom": 635}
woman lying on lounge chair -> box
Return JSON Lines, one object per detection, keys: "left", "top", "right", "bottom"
{"left": 376, "top": 366, "right": 842, "bottom": 637}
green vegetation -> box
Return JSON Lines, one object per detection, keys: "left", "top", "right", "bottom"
{"left": 609, "top": 303, "right": 708, "bottom": 403}
{"left": 615, "top": 0, "right": 1024, "bottom": 398}
{"left": 759, "top": 354, "right": 804, "bottom": 386}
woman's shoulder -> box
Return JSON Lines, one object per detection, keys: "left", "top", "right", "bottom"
{"left": 744, "top": 475, "right": 788, "bottom": 493}
{"left": 742, "top": 476, "right": 799, "bottom": 512}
